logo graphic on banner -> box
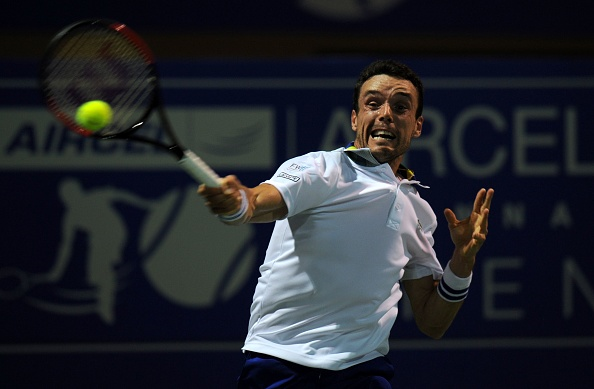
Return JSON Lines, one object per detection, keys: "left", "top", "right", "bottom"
{"left": 0, "top": 178, "right": 256, "bottom": 324}
{"left": 0, "top": 107, "right": 267, "bottom": 324}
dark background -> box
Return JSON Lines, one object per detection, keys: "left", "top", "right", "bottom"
{"left": 1, "top": 1, "right": 593, "bottom": 388}
{"left": 3, "top": 0, "right": 594, "bottom": 60}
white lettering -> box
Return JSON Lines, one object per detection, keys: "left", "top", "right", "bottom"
{"left": 563, "top": 257, "right": 594, "bottom": 318}
{"left": 565, "top": 106, "right": 594, "bottom": 175}
{"left": 514, "top": 107, "right": 559, "bottom": 176}
{"left": 409, "top": 107, "right": 447, "bottom": 177}
{"left": 483, "top": 257, "right": 525, "bottom": 320}
{"left": 550, "top": 201, "right": 573, "bottom": 229}
{"left": 502, "top": 202, "right": 526, "bottom": 229}
{"left": 450, "top": 105, "right": 507, "bottom": 178}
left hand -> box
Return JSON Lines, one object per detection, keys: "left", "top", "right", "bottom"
{"left": 444, "top": 188, "right": 494, "bottom": 269}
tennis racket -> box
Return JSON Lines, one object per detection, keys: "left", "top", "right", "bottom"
{"left": 39, "top": 19, "right": 220, "bottom": 187}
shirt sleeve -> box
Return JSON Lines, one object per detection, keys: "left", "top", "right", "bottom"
{"left": 264, "top": 151, "right": 338, "bottom": 218}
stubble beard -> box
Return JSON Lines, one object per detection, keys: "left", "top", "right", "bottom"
{"left": 368, "top": 134, "right": 410, "bottom": 165}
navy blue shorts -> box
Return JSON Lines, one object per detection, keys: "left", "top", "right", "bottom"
{"left": 237, "top": 351, "right": 394, "bottom": 388}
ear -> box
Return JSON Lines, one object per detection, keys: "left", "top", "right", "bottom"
{"left": 413, "top": 116, "right": 423, "bottom": 138}
{"left": 351, "top": 110, "right": 358, "bottom": 132}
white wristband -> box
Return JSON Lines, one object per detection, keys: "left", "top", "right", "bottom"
{"left": 437, "top": 262, "right": 472, "bottom": 302}
{"left": 218, "top": 189, "right": 248, "bottom": 223}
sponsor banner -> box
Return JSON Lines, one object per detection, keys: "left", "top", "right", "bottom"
{"left": 0, "top": 107, "right": 274, "bottom": 170}
{"left": 1, "top": 58, "right": 593, "bottom": 387}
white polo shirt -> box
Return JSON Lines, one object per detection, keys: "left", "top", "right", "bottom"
{"left": 243, "top": 147, "right": 443, "bottom": 370}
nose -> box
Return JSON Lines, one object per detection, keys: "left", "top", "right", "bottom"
{"left": 378, "top": 103, "right": 393, "bottom": 123}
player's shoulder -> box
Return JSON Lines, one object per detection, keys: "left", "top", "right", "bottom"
{"left": 284, "top": 148, "right": 345, "bottom": 169}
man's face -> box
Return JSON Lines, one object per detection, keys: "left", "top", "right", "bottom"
{"left": 351, "top": 74, "right": 423, "bottom": 165}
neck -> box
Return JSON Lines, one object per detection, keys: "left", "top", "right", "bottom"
{"left": 385, "top": 156, "right": 404, "bottom": 177}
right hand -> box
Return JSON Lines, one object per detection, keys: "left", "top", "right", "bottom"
{"left": 198, "top": 175, "right": 246, "bottom": 217}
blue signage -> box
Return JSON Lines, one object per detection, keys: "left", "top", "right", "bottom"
{"left": 1, "top": 58, "right": 593, "bottom": 388}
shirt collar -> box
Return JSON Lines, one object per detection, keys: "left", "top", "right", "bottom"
{"left": 344, "top": 142, "right": 416, "bottom": 180}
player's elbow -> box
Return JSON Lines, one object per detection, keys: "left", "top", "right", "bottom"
{"left": 422, "top": 328, "right": 446, "bottom": 340}
{"left": 415, "top": 320, "right": 449, "bottom": 340}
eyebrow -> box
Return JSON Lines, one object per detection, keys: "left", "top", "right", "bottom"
{"left": 363, "top": 90, "right": 413, "bottom": 100}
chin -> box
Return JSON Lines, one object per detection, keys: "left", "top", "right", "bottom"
{"left": 371, "top": 146, "right": 404, "bottom": 164}
{"left": 370, "top": 149, "right": 393, "bottom": 163}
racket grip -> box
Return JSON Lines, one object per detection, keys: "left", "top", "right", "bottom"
{"left": 178, "top": 150, "right": 221, "bottom": 187}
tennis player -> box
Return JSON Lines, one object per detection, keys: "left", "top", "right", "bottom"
{"left": 199, "top": 59, "right": 494, "bottom": 388}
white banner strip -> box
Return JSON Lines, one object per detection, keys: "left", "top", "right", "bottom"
{"left": 1, "top": 337, "right": 594, "bottom": 354}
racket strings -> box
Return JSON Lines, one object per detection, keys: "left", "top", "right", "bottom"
{"left": 42, "top": 24, "right": 156, "bottom": 137}
{"left": 43, "top": 31, "right": 98, "bottom": 125}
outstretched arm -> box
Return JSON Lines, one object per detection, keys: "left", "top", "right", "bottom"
{"left": 403, "top": 188, "right": 494, "bottom": 339}
{"left": 198, "top": 175, "right": 288, "bottom": 225}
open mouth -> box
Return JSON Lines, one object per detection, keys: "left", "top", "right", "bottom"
{"left": 371, "top": 130, "right": 395, "bottom": 140}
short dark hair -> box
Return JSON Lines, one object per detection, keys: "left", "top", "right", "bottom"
{"left": 352, "top": 60, "right": 424, "bottom": 118}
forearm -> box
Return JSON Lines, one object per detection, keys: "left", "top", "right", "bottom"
{"left": 416, "top": 288, "right": 464, "bottom": 339}
{"left": 404, "top": 261, "right": 472, "bottom": 339}
{"left": 207, "top": 182, "right": 287, "bottom": 225}
{"left": 221, "top": 195, "right": 286, "bottom": 225}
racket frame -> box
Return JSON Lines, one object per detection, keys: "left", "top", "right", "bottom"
{"left": 39, "top": 19, "right": 221, "bottom": 186}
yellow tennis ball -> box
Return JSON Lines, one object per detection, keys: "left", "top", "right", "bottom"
{"left": 75, "top": 100, "right": 113, "bottom": 131}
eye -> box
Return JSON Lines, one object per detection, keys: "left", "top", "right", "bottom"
{"left": 393, "top": 103, "right": 410, "bottom": 113}
{"left": 366, "top": 100, "right": 380, "bottom": 109}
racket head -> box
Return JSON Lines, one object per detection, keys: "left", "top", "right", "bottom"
{"left": 40, "top": 19, "right": 158, "bottom": 139}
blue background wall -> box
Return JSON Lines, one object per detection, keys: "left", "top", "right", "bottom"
{"left": 1, "top": 2, "right": 593, "bottom": 388}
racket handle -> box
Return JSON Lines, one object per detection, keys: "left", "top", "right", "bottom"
{"left": 178, "top": 150, "right": 221, "bottom": 187}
